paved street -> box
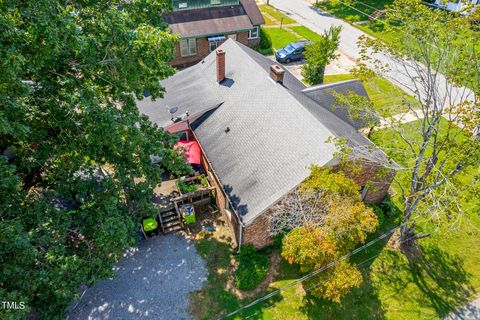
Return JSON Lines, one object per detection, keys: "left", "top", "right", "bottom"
{"left": 444, "top": 297, "right": 480, "bottom": 320}
{"left": 265, "top": 0, "right": 474, "bottom": 107}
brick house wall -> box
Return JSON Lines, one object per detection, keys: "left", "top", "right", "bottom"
{"left": 243, "top": 210, "right": 273, "bottom": 249}
{"left": 171, "top": 31, "right": 258, "bottom": 68}
{"left": 190, "top": 129, "right": 242, "bottom": 245}
{"left": 337, "top": 160, "right": 396, "bottom": 204}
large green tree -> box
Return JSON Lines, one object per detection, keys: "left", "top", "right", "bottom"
{"left": 0, "top": 1, "right": 190, "bottom": 318}
{"left": 347, "top": 0, "right": 480, "bottom": 254}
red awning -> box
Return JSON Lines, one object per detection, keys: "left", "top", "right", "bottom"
{"left": 175, "top": 140, "right": 201, "bottom": 165}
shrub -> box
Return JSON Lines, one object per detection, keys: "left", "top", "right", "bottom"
{"left": 370, "top": 204, "right": 385, "bottom": 226}
{"left": 380, "top": 194, "right": 401, "bottom": 217}
{"left": 254, "top": 27, "right": 273, "bottom": 55}
{"left": 234, "top": 244, "right": 270, "bottom": 291}
{"left": 177, "top": 179, "right": 197, "bottom": 193}
{"left": 199, "top": 175, "right": 209, "bottom": 187}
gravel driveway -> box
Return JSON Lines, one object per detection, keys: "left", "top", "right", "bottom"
{"left": 68, "top": 234, "right": 207, "bottom": 320}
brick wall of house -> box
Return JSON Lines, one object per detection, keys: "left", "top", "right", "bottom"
{"left": 337, "top": 161, "right": 396, "bottom": 204}
{"left": 243, "top": 210, "right": 273, "bottom": 249}
{"left": 205, "top": 165, "right": 241, "bottom": 245}
{"left": 247, "top": 37, "right": 260, "bottom": 47}
{"left": 171, "top": 31, "right": 257, "bottom": 68}
{"left": 171, "top": 38, "right": 210, "bottom": 68}
{"left": 189, "top": 129, "right": 241, "bottom": 245}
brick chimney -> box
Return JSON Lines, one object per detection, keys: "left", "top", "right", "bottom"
{"left": 270, "top": 64, "right": 285, "bottom": 83}
{"left": 216, "top": 49, "right": 226, "bottom": 83}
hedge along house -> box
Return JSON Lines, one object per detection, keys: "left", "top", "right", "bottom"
{"left": 138, "top": 40, "right": 397, "bottom": 248}
{"left": 163, "top": 0, "right": 264, "bottom": 68}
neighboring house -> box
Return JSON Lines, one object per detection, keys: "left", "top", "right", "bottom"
{"left": 163, "top": 0, "right": 264, "bottom": 68}
{"left": 432, "top": 0, "right": 479, "bottom": 13}
{"left": 137, "top": 39, "right": 396, "bottom": 248}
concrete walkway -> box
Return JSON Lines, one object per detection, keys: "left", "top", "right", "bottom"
{"left": 68, "top": 234, "right": 207, "bottom": 320}
{"left": 444, "top": 298, "right": 480, "bottom": 320}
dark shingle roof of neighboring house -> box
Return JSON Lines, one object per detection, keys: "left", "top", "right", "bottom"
{"left": 137, "top": 39, "right": 376, "bottom": 224}
{"left": 239, "top": 0, "right": 265, "bottom": 25}
{"left": 302, "top": 80, "right": 378, "bottom": 130}
{"left": 163, "top": 0, "right": 263, "bottom": 38}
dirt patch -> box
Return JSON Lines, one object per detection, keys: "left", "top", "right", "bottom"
{"left": 226, "top": 251, "right": 282, "bottom": 299}
{"left": 187, "top": 204, "right": 234, "bottom": 245}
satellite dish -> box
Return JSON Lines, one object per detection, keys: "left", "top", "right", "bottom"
{"left": 167, "top": 106, "right": 179, "bottom": 121}
{"left": 168, "top": 106, "right": 178, "bottom": 114}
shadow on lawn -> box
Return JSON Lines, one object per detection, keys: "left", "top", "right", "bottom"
{"left": 299, "top": 242, "right": 389, "bottom": 319}
{"left": 189, "top": 233, "right": 283, "bottom": 320}
{"left": 409, "top": 245, "right": 476, "bottom": 317}
{"left": 301, "top": 271, "right": 387, "bottom": 320}
{"left": 369, "top": 243, "right": 475, "bottom": 319}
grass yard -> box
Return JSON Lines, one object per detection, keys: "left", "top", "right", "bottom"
{"left": 258, "top": 4, "right": 296, "bottom": 25}
{"left": 315, "top": 0, "right": 395, "bottom": 23}
{"left": 289, "top": 26, "right": 323, "bottom": 42}
{"left": 189, "top": 232, "right": 240, "bottom": 319}
{"left": 257, "top": 4, "right": 327, "bottom": 54}
{"left": 370, "top": 119, "right": 480, "bottom": 219}
{"left": 324, "top": 73, "right": 417, "bottom": 117}
{"left": 262, "top": 27, "right": 300, "bottom": 50}
{"left": 190, "top": 120, "right": 480, "bottom": 320}
{"left": 356, "top": 20, "right": 398, "bottom": 45}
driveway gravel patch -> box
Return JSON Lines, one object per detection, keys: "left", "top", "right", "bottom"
{"left": 68, "top": 234, "right": 207, "bottom": 320}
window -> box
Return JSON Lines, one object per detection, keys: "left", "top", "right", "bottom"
{"left": 227, "top": 33, "right": 237, "bottom": 40}
{"left": 249, "top": 26, "right": 259, "bottom": 39}
{"left": 207, "top": 35, "right": 226, "bottom": 52}
{"left": 360, "top": 186, "right": 369, "bottom": 200}
{"left": 179, "top": 38, "right": 197, "bottom": 57}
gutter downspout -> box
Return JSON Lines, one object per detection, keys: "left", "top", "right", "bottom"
{"left": 238, "top": 222, "right": 244, "bottom": 253}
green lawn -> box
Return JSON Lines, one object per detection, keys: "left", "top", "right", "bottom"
{"left": 257, "top": 5, "right": 323, "bottom": 54}
{"left": 370, "top": 119, "right": 480, "bottom": 219}
{"left": 356, "top": 20, "right": 398, "bottom": 45}
{"left": 258, "top": 4, "right": 296, "bottom": 25}
{"left": 263, "top": 27, "right": 300, "bottom": 50}
{"left": 258, "top": 4, "right": 276, "bottom": 26}
{"left": 289, "top": 26, "right": 323, "bottom": 42}
{"left": 324, "top": 73, "right": 417, "bottom": 117}
{"left": 315, "top": 0, "right": 395, "bottom": 23}
{"left": 190, "top": 120, "right": 480, "bottom": 320}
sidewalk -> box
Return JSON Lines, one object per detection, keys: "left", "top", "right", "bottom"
{"left": 443, "top": 297, "right": 480, "bottom": 320}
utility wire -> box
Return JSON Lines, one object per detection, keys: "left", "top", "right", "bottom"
{"left": 235, "top": 220, "right": 439, "bottom": 320}
{"left": 218, "top": 222, "right": 406, "bottom": 320}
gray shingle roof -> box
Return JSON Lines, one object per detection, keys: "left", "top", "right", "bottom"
{"left": 239, "top": 0, "right": 265, "bottom": 25}
{"left": 164, "top": 6, "right": 253, "bottom": 38}
{"left": 162, "top": 0, "right": 264, "bottom": 38}
{"left": 302, "top": 80, "right": 378, "bottom": 130}
{"left": 137, "top": 39, "right": 375, "bottom": 224}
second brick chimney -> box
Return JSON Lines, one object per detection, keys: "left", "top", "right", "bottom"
{"left": 270, "top": 64, "right": 285, "bottom": 83}
{"left": 216, "top": 49, "right": 226, "bottom": 83}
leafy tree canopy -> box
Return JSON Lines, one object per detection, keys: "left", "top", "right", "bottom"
{"left": 0, "top": 1, "right": 190, "bottom": 318}
{"left": 301, "top": 25, "right": 342, "bottom": 85}
{"left": 279, "top": 166, "right": 378, "bottom": 302}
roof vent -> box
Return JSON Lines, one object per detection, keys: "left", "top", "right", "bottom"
{"left": 270, "top": 64, "right": 285, "bottom": 83}
{"left": 216, "top": 49, "right": 226, "bottom": 83}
